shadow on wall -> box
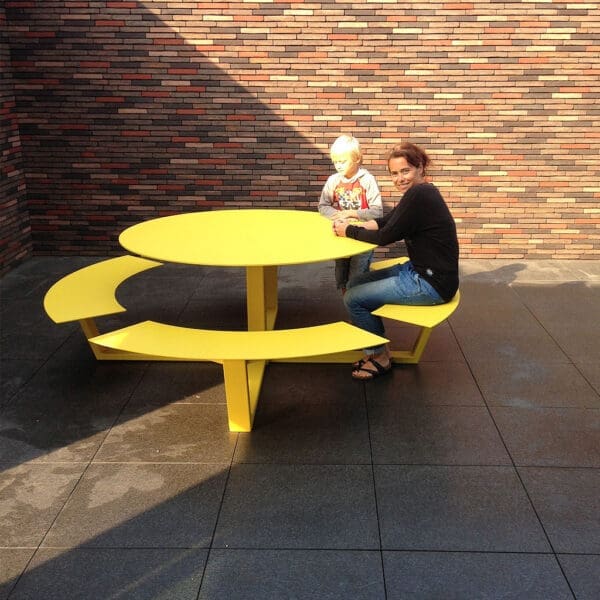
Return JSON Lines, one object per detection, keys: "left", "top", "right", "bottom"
{"left": 6, "top": 2, "right": 333, "bottom": 251}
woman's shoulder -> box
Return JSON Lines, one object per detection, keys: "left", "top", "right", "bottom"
{"left": 407, "top": 182, "right": 444, "bottom": 201}
{"left": 417, "top": 181, "right": 440, "bottom": 193}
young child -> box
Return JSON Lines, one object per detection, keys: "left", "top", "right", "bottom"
{"left": 318, "top": 134, "right": 383, "bottom": 292}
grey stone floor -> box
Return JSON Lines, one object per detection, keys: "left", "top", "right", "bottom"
{"left": 1, "top": 256, "right": 599, "bottom": 599}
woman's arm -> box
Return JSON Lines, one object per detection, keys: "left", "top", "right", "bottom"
{"left": 336, "top": 186, "right": 420, "bottom": 244}
{"left": 332, "top": 218, "right": 379, "bottom": 237}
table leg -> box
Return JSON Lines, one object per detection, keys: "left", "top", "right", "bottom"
{"left": 222, "top": 359, "right": 266, "bottom": 432}
{"left": 246, "top": 265, "right": 278, "bottom": 331}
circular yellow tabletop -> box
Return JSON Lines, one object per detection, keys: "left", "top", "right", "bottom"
{"left": 119, "top": 209, "right": 375, "bottom": 267}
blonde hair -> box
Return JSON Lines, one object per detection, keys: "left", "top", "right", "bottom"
{"left": 330, "top": 134, "right": 362, "bottom": 164}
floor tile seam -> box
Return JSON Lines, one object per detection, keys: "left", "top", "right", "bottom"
{"left": 371, "top": 462, "right": 521, "bottom": 468}
{"left": 555, "top": 551, "right": 600, "bottom": 556}
{"left": 33, "top": 545, "right": 212, "bottom": 551}
{"left": 487, "top": 402, "right": 600, "bottom": 409}
{"left": 86, "top": 461, "right": 234, "bottom": 465}
{"left": 28, "top": 364, "right": 154, "bottom": 552}
{"left": 128, "top": 401, "right": 228, "bottom": 407}
{"left": 208, "top": 548, "right": 385, "bottom": 553}
{"left": 0, "top": 329, "right": 78, "bottom": 411}
{"left": 449, "top": 334, "right": 564, "bottom": 558}
{"left": 380, "top": 549, "right": 572, "bottom": 557}
{"left": 203, "top": 545, "right": 575, "bottom": 554}
{"left": 1, "top": 547, "right": 586, "bottom": 555}
{"left": 366, "top": 402, "right": 491, "bottom": 408}
{"left": 88, "top": 360, "right": 154, "bottom": 459}
{"left": 208, "top": 544, "right": 385, "bottom": 551}
{"left": 5, "top": 455, "right": 98, "bottom": 600}
{"left": 56, "top": 461, "right": 590, "bottom": 468}
{"left": 515, "top": 465, "right": 600, "bottom": 471}
{"left": 6, "top": 545, "right": 593, "bottom": 556}
{"left": 363, "top": 381, "right": 388, "bottom": 596}
{"left": 498, "top": 453, "right": 566, "bottom": 560}
{"left": 507, "top": 284, "right": 584, "bottom": 364}
{"left": 572, "top": 364, "right": 600, "bottom": 401}
{"left": 202, "top": 431, "right": 239, "bottom": 592}
{"left": 229, "top": 462, "right": 378, "bottom": 468}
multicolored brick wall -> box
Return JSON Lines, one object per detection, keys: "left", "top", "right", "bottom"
{"left": 1, "top": 5, "right": 31, "bottom": 274}
{"left": 3, "top": 1, "right": 599, "bottom": 270}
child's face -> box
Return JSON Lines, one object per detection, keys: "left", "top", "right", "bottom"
{"left": 331, "top": 152, "right": 359, "bottom": 178}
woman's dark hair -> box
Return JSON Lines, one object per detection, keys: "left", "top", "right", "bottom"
{"left": 387, "top": 142, "right": 430, "bottom": 176}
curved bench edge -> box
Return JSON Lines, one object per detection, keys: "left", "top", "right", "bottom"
{"left": 372, "top": 290, "right": 461, "bottom": 328}
{"left": 44, "top": 255, "right": 163, "bottom": 323}
{"left": 89, "top": 320, "right": 389, "bottom": 361}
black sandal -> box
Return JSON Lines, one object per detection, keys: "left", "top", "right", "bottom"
{"left": 352, "top": 357, "right": 367, "bottom": 371}
{"left": 351, "top": 358, "right": 392, "bottom": 381}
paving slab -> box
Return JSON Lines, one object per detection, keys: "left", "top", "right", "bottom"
{"left": 213, "top": 464, "right": 379, "bottom": 549}
{"left": 519, "top": 467, "right": 600, "bottom": 553}
{"left": 383, "top": 551, "right": 573, "bottom": 600}
{"left": 41, "top": 463, "right": 228, "bottom": 549}
{"left": 199, "top": 549, "right": 384, "bottom": 600}
{"left": 9, "top": 548, "right": 207, "bottom": 600}
{"left": 375, "top": 465, "right": 550, "bottom": 552}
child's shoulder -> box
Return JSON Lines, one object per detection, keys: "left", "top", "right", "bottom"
{"left": 356, "top": 168, "right": 379, "bottom": 185}
{"left": 357, "top": 167, "right": 376, "bottom": 179}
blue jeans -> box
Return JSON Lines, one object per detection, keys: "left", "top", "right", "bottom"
{"left": 344, "top": 260, "right": 444, "bottom": 355}
{"left": 334, "top": 250, "right": 373, "bottom": 289}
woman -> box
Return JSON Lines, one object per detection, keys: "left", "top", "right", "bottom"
{"left": 332, "top": 142, "right": 459, "bottom": 381}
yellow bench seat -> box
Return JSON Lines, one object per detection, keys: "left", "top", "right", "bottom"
{"left": 44, "top": 255, "right": 162, "bottom": 323}
{"left": 90, "top": 321, "right": 388, "bottom": 431}
{"left": 89, "top": 320, "right": 386, "bottom": 362}
{"left": 43, "top": 255, "right": 163, "bottom": 357}
{"left": 368, "top": 256, "right": 461, "bottom": 362}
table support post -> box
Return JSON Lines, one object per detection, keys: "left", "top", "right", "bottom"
{"left": 246, "top": 265, "right": 278, "bottom": 331}
{"left": 222, "top": 359, "right": 266, "bottom": 432}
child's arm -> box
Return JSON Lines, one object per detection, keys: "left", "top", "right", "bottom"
{"left": 358, "top": 172, "right": 383, "bottom": 221}
{"left": 318, "top": 174, "right": 340, "bottom": 219}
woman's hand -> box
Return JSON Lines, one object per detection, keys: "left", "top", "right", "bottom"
{"left": 332, "top": 219, "right": 349, "bottom": 237}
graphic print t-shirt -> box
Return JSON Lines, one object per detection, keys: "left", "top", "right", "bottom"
{"left": 333, "top": 178, "right": 369, "bottom": 211}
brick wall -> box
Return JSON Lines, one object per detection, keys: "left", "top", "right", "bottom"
{"left": 3, "top": 0, "right": 599, "bottom": 267}
{"left": 1, "top": 4, "right": 31, "bottom": 274}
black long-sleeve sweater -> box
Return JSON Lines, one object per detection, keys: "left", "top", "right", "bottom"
{"left": 345, "top": 182, "right": 459, "bottom": 301}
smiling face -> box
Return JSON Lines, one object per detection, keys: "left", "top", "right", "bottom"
{"left": 331, "top": 151, "right": 360, "bottom": 179}
{"left": 388, "top": 156, "right": 425, "bottom": 194}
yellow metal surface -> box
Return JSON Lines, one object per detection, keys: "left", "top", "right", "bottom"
{"left": 89, "top": 319, "right": 388, "bottom": 432}
{"left": 119, "top": 209, "right": 375, "bottom": 267}
{"left": 89, "top": 320, "right": 388, "bottom": 361}
{"left": 247, "top": 265, "right": 278, "bottom": 331}
{"left": 222, "top": 360, "right": 254, "bottom": 432}
{"left": 370, "top": 256, "right": 409, "bottom": 270}
{"left": 373, "top": 291, "right": 461, "bottom": 328}
{"left": 43, "top": 256, "right": 162, "bottom": 323}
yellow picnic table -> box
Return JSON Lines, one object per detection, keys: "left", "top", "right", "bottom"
{"left": 46, "top": 210, "right": 383, "bottom": 431}
{"left": 45, "top": 209, "right": 459, "bottom": 430}
{"left": 118, "top": 209, "right": 375, "bottom": 331}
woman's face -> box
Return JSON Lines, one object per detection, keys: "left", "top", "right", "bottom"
{"left": 388, "top": 156, "right": 424, "bottom": 194}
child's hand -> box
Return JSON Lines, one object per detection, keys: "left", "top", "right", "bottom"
{"left": 332, "top": 219, "right": 349, "bottom": 237}
{"left": 337, "top": 210, "right": 357, "bottom": 220}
